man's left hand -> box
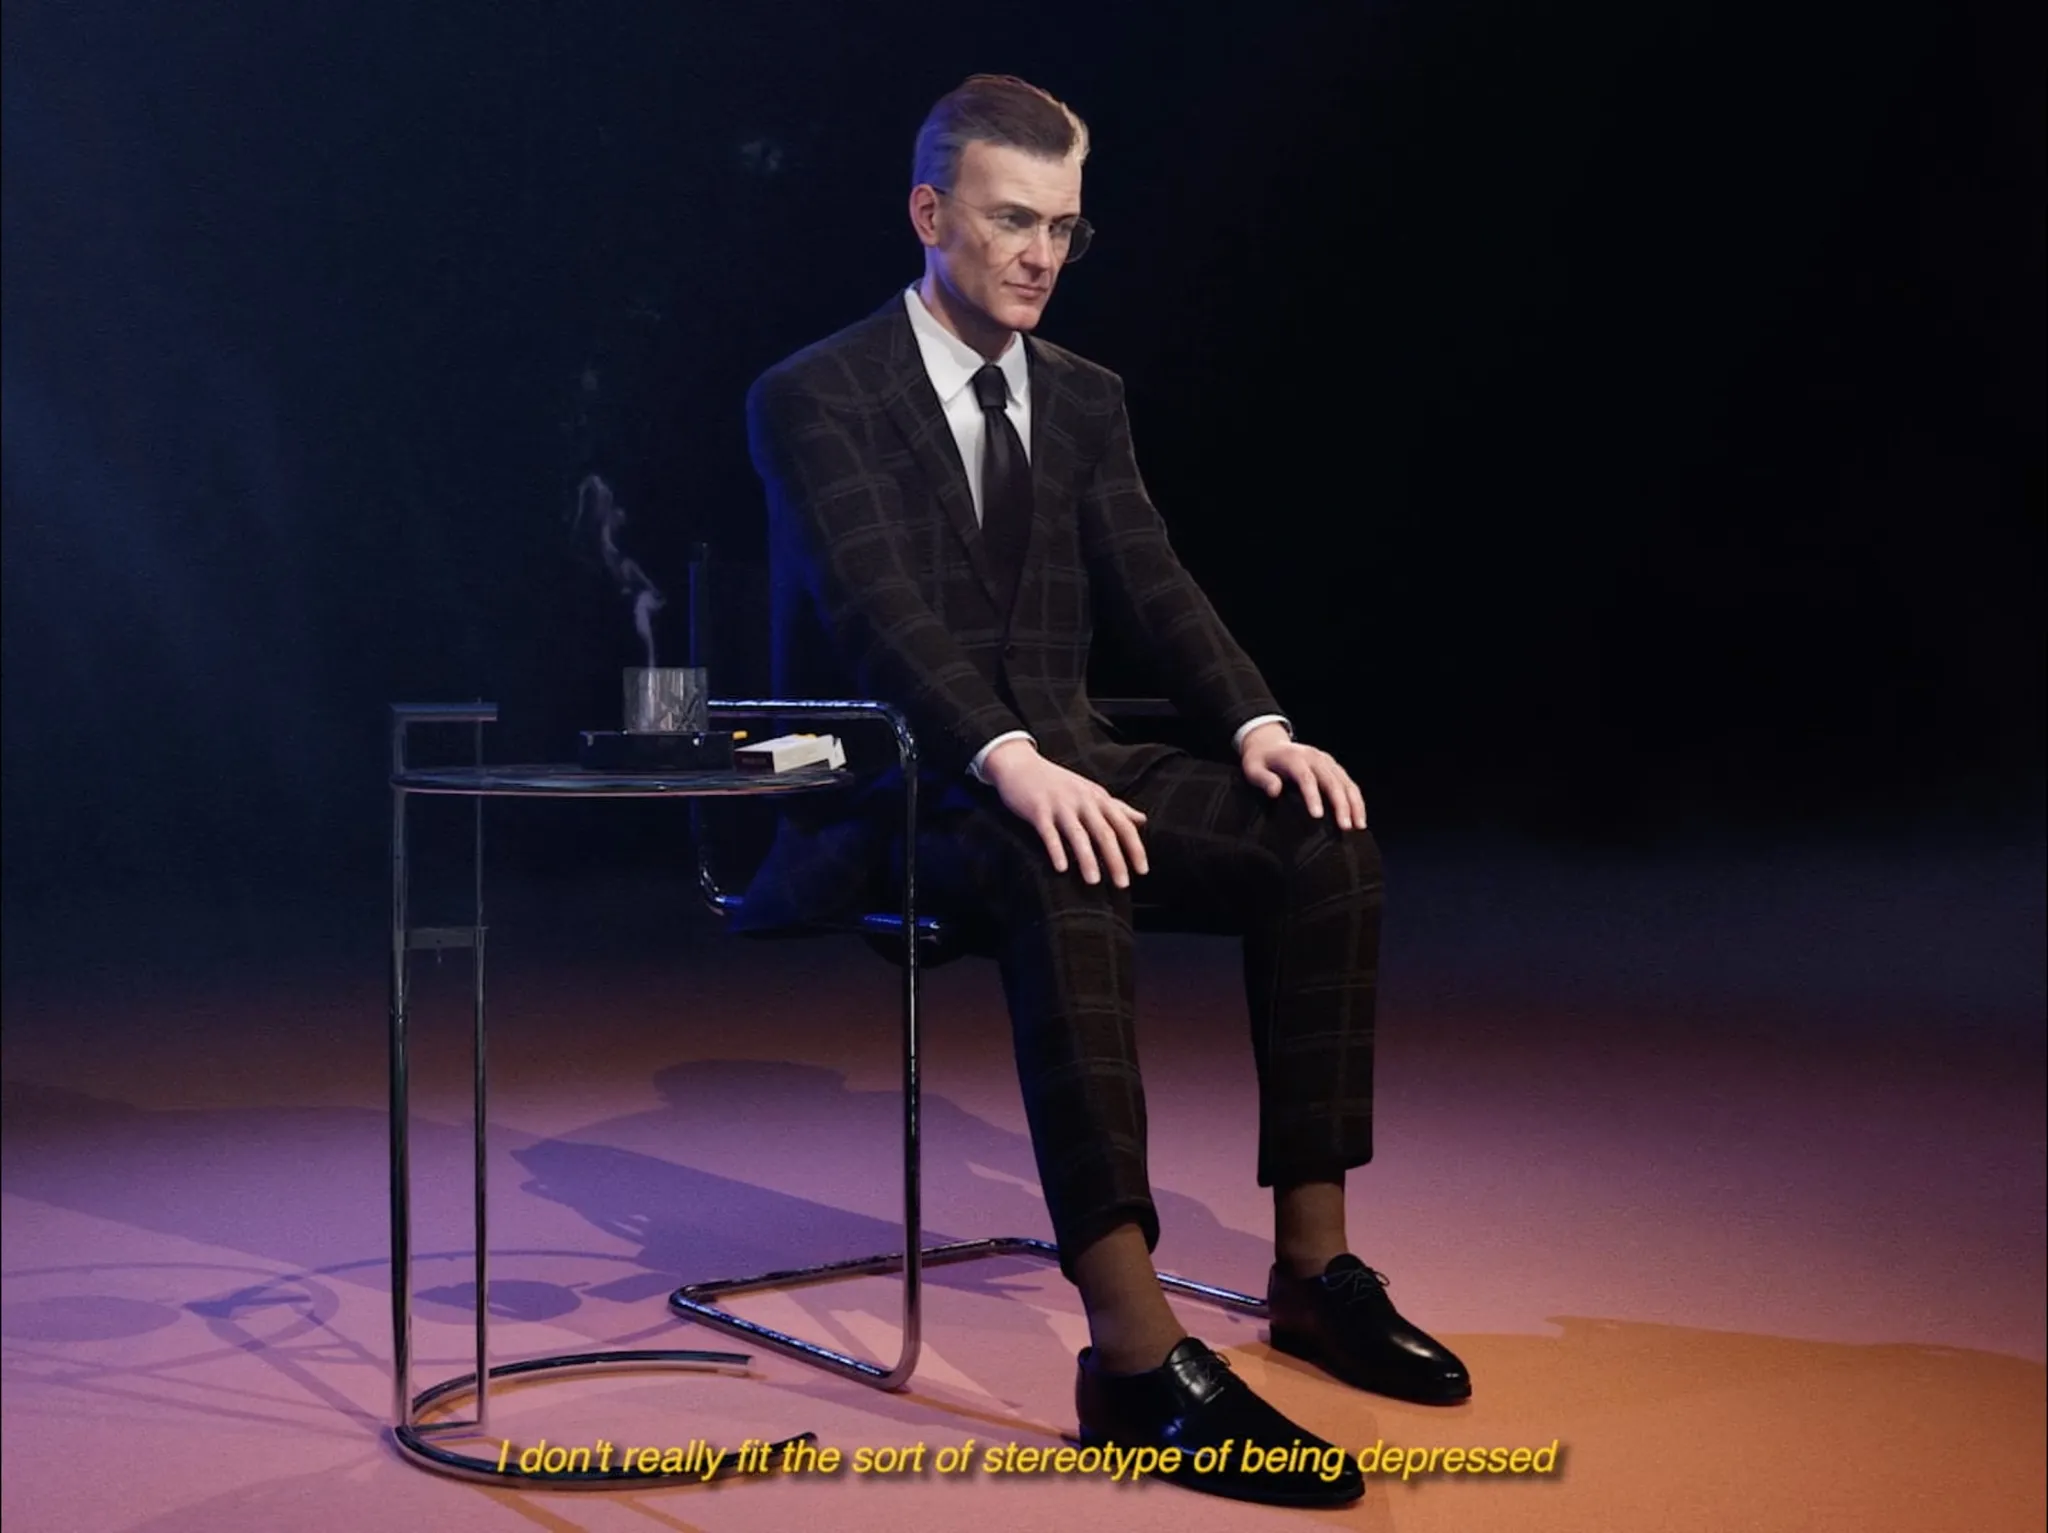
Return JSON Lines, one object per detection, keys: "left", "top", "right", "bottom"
{"left": 1238, "top": 722, "right": 1367, "bottom": 831}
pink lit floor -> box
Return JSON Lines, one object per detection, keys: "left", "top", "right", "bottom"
{"left": 4, "top": 839, "right": 2043, "bottom": 1532}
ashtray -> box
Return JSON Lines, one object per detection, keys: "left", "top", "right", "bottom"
{"left": 577, "top": 730, "right": 738, "bottom": 771}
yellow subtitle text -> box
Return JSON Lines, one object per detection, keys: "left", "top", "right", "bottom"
{"left": 488, "top": 1434, "right": 1566, "bottom": 1483}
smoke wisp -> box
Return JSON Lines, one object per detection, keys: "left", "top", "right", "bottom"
{"left": 570, "top": 473, "right": 664, "bottom": 668}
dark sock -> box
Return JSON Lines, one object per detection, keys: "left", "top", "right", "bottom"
{"left": 1072, "top": 1222, "right": 1187, "bottom": 1373}
{"left": 1274, "top": 1179, "right": 1349, "bottom": 1279}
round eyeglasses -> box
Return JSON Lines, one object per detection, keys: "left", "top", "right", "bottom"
{"left": 934, "top": 189, "right": 1095, "bottom": 264}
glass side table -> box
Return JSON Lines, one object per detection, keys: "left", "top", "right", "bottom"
{"left": 385, "top": 699, "right": 911, "bottom": 1485}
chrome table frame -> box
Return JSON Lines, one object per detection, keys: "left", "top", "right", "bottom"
{"left": 386, "top": 700, "right": 858, "bottom": 1485}
{"left": 668, "top": 699, "right": 1267, "bottom": 1391}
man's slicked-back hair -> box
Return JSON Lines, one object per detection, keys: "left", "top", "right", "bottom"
{"left": 911, "top": 74, "right": 1090, "bottom": 192}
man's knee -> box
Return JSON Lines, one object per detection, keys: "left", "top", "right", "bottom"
{"left": 1012, "top": 869, "right": 1137, "bottom": 944}
{"left": 1270, "top": 800, "right": 1383, "bottom": 904}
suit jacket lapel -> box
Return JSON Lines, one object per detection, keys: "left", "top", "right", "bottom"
{"left": 1018, "top": 338, "right": 1078, "bottom": 631}
{"left": 870, "top": 301, "right": 1004, "bottom": 610}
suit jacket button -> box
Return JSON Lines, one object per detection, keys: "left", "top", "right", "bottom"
{"left": 1003, "top": 642, "right": 1017, "bottom": 660}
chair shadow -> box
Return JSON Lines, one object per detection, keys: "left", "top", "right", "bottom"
{"left": 0, "top": 1063, "right": 1277, "bottom": 1450}
{"left": 510, "top": 1057, "right": 1280, "bottom": 1304}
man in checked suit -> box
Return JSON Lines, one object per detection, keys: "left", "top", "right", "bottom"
{"left": 738, "top": 75, "right": 1468, "bottom": 1507}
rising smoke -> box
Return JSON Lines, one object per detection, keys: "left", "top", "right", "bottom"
{"left": 570, "top": 473, "right": 665, "bottom": 668}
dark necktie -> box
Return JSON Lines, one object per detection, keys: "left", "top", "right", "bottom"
{"left": 972, "top": 363, "right": 1033, "bottom": 614}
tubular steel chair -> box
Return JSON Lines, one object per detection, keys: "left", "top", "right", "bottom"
{"left": 667, "top": 685, "right": 1268, "bottom": 1392}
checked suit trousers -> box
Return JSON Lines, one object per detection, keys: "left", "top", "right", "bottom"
{"left": 911, "top": 753, "right": 1382, "bottom": 1278}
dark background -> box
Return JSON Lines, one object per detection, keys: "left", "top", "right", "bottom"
{"left": 3, "top": 0, "right": 2041, "bottom": 938}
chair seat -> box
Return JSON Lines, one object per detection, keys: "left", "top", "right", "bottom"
{"left": 716, "top": 891, "right": 1241, "bottom": 970}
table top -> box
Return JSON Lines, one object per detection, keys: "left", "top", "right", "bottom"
{"left": 392, "top": 763, "right": 854, "bottom": 798}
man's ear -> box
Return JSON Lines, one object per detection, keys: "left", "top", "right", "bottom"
{"left": 908, "top": 185, "right": 942, "bottom": 248}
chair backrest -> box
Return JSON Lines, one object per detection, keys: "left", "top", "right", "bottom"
{"left": 683, "top": 545, "right": 773, "bottom": 698}
{"left": 760, "top": 514, "right": 881, "bottom": 746}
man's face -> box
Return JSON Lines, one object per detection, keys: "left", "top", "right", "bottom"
{"left": 917, "top": 139, "right": 1083, "bottom": 335}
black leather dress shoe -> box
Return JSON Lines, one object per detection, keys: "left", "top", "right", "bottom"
{"left": 1075, "top": 1337, "right": 1364, "bottom": 1507}
{"left": 1268, "top": 1255, "right": 1473, "bottom": 1405}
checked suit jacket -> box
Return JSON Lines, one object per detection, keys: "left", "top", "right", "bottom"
{"left": 730, "top": 293, "right": 1285, "bottom": 934}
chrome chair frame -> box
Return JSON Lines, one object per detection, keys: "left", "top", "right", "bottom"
{"left": 667, "top": 697, "right": 1268, "bottom": 1391}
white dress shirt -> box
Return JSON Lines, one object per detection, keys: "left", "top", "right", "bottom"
{"left": 903, "top": 284, "right": 1032, "bottom": 525}
{"left": 900, "top": 285, "right": 1288, "bottom": 781}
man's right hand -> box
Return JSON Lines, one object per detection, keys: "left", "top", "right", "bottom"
{"left": 979, "top": 739, "right": 1150, "bottom": 888}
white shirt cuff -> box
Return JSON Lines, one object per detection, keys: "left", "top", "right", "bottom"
{"left": 1233, "top": 714, "right": 1291, "bottom": 750}
{"left": 970, "top": 730, "right": 1037, "bottom": 783}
